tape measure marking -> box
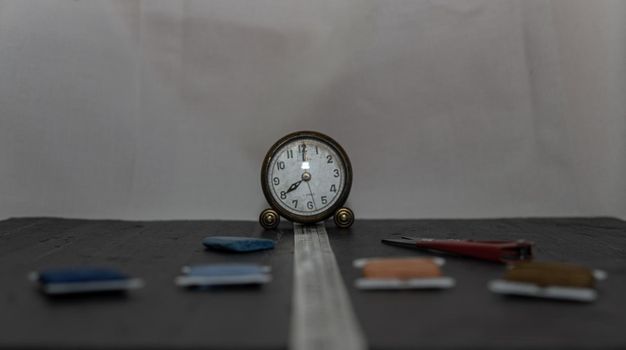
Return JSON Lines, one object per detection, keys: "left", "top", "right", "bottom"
{"left": 290, "top": 223, "right": 367, "bottom": 350}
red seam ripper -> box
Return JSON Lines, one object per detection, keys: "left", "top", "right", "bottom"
{"left": 381, "top": 237, "right": 533, "bottom": 263}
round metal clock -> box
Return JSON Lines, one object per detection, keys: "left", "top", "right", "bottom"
{"left": 259, "top": 131, "right": 354, "bottom": 229}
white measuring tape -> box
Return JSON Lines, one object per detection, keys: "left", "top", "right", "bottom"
{"left": 290, "top": 223, "right": 367, "bottom": 350}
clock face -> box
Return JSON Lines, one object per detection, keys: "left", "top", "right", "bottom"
{"left": 261, "top": 132, "right": 352, "bottom": 224}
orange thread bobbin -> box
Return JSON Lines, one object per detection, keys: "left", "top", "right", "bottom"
{"left": 504, "top": 261, "right": 595, "bottom": 288}
{"left": 362, "top": 258, "right": 442, "bottom": 279}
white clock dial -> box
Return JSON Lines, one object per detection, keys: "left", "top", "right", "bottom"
{"left": 268, "top": 139, "right": 345, "bottom": 217}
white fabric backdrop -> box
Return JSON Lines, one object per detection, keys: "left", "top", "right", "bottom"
{"left": 1, "top": 0, "right": 624, "bottom": 220}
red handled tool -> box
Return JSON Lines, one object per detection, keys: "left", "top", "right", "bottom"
{"left": 381, "top": 237, "right": 533, "bottom": 263}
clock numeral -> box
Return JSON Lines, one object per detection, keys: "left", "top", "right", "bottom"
{"left": 330, "top": 184, "right": 337, "bottom": 193}
{"left": 287, "top": 150, "right": 294, "bottom": 159}
{"left": 280, "top": 191, "right": 286, "bottom": 199}
{"left": 333, "top": 169, "right": 340, "bottom": 177}
{"left": 307, "top": 201, "right": 314, "bottom": 210}
{"left": 292, "top": 200, "right": 298, "bottom": 208}
{"left": 327, "top": 155, "right": 333, "bottom": 164}
{"left": 273, "top": 177, "right": 280, "bottom": 185}
{"left": 277, "top": 161, "right": 285, "bottom": 170}
{"left": 321, "top": 196, "right": 328, "bottom": 205}
{"left": 315, "top": 146, "right": 319, "bottom": 155}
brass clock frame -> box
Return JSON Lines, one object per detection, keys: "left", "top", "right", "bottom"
{"left": 260, "top": 131, "right": 353, "bottom": 228}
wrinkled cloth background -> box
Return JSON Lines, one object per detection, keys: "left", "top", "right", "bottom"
{"left": 1, "top": 0, "right": 624, "bottom": 220}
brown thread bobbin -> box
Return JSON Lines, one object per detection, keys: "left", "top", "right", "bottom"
{"left": 362, "top": 258, "right": 442, "bottom": 280}
{"left": 504, "top": 261, "right": 595, "bottom": 288}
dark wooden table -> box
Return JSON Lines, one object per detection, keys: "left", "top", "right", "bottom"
{"left": 1, "top": 217, "right": 625, "bottom": 349}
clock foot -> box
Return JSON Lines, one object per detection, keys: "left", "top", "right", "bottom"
{"left": 260, "top": 208, "right": 280, "bottom": 230}
{"left": 334, "top": 207, "right": 354, "bottom": 228}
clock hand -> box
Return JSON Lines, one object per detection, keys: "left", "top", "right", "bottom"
{"left": 285, "top": 180, "right": 303, "bottom": 194}
{"left": 305, "top": 181, "right": 318, "bottom": 210}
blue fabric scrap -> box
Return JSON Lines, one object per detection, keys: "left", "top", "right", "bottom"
{"left": 202, "top": 236, "right": 275, "bottom": 252}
